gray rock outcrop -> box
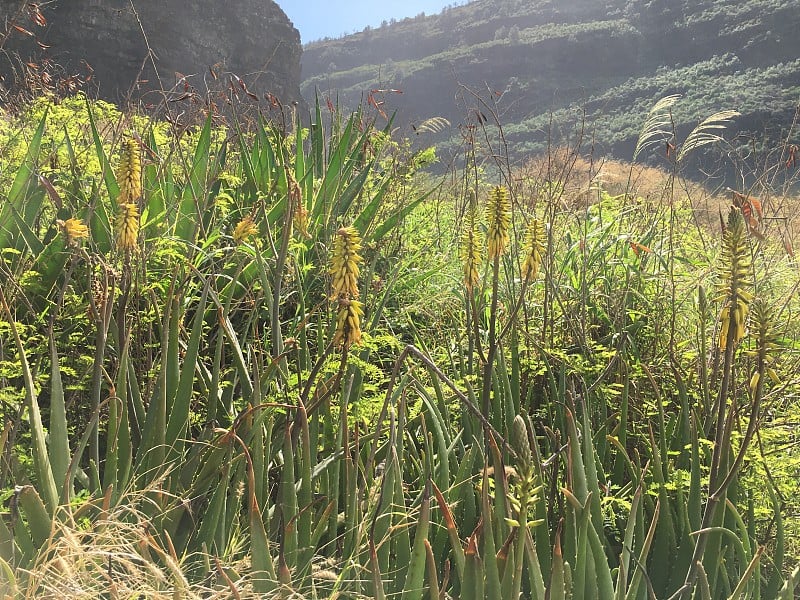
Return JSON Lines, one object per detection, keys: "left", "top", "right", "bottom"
{"left": 0, "top": 0, "right": 302, "bottom": 105}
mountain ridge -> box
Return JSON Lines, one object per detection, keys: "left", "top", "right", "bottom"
{"left": 300, "top": 0, "right": 800, "bottom": 170}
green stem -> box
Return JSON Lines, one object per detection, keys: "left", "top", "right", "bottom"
{"left": 481, "top": 255, "right": 501, "bottom": 422}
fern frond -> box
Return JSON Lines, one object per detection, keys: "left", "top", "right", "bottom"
{"left": 677, "top": 110, "right": 740, "bottom": 163}
{"left": 633, "top": 94, "right": 681, "bottom": 161}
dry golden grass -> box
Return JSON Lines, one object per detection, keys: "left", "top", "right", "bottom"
{"left": 6, "top": 490, "right": 263, "bottom": 600}
{"left": 515, "top": 148, "right": 799, "bottom": 253}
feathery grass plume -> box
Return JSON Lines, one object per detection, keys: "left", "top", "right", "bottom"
{"left": 116, "top": 136, "right": 142, "bottom": 206}
{"left": 460, "top": 204, "right": 483, "bottom": 290}
{"left": 329, "top": 226, "right": 363, "bottom": 300}
{"left": 520, "top": 218, "right": 545, "bottom": 281}
{"left": 233, "top": 215, "right": 258, "bottom": 245}
{"left": 633, "top": 94, "right": 681, "bottom": 161}
{"left": 58, "top": 217, "right": 89, "bottom": 246}
{"left": 486, "top": 185, "right": 511, "bottom": 259}
{"left": 116, "top": 201, "right": 140, "bottom": 252}
{"left": 716, "top": 208, "right": 753, "bottom": 351}
{"left": 676, "top": 109, "right": 740, "bottom": 163}
{"left": 333, "top": 298, "right": 363, "bottom": 348}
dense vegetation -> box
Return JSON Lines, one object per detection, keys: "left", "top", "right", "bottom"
{"left": 301, "top": 0, "right": 800, "bottom": 170}
{"left": 0, "top": 87, "right": 799, "bottom": 600}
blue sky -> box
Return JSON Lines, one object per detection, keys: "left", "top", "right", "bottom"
{"left": 279, "top": 1, "right": 465, "bottom": 43}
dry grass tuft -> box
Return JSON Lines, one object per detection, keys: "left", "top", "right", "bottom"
{"left": 12, "top": 490, "right": 261, "bottom": 600}
{"left": 516, "top": 148, "right": 799, "bottom": 252}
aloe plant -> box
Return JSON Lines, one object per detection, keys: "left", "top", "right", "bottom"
{"left": 0, "top": 93, "right": 796, "bottom": 600}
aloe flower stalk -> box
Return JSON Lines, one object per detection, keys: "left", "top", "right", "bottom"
{"left": 460, "top": 205, "right": 483, "bottom": 291}
{"left": 486, "top": 185, "right": 511, "bottom": 259}
{"left": 115, "top": 137, "right": 142, "bottom": 253}
{"left": 521, "top": 218, "right": 545, "bottom": 281}
{"left": 233, "top": 215, "right": 258, "bottom": 245}
{"left": 330, "top": 226, "right": 363, "bottom": 300}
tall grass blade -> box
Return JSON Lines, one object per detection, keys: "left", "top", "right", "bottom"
{"left": 48, "top": 336, "right": 71, "bottom": 501}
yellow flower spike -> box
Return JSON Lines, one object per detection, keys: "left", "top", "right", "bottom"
{"left": 58, "top": 217, "right": 89, "bottom": 246}
{"left": 715, "top": 208, "right": 753, "bottom": 350}
{"left": 521, "top": 218, "right": 546, "bottom": 281}
{"left": 749, "top": 371, "right": 760, "bottom": 395}
{"left": 333, "top": 298, "right": 363, "bottom": 349}
{"left": 460, "top": 205, "right": 483, "bottom": 291}
{"left": 294, "top": 204, "right": 310, "bottom": 239}
{"left": 116, "top": 202, "right": 140, "bottom": 252}
{"left": 747, "top": 297, "right": 781, "bottom": 387}
{"left": 767, "top": 368, "right": 780, "bottom": 384}
{"left": 329, "top": 226, "right": 363, "bottom": 300}
{"left": 486, "top": 185, "right": 511, "bottom": 259}
{"left": 116, "top": 136, "right": 142, "bottom": 206}
{"left": 718, "top": 306, "right": 730, "bottom": 351}
{"left": 233, "top": 215, "right": 258, "bottom": 245}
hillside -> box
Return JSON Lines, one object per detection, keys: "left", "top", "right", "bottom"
{"left": 0, "top": 0, "right": 302, "bottom": 106}
{"left": 301, "top": 0, "right": 800, "bottom": 168}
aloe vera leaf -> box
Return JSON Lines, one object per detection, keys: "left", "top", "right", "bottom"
{"left": 549, "top": 523, "right": 567, "bottom": 600}
{"left": 728, "top": 546, "right": 763, "bottom": 600}
{"left": 626, "top": 500, "right": 660, "bottom": 600}
{"left": 17, "top": 486, "right": 51, "bottom": 548}
{"left": 165, "top": 281, "right": 210, "bottom": 453}
{"left": 47, "top": 337, "right": 70, "bottom": 501}
{"left": 778, "top": 565, "right": 800, "bottom": 599}
{"left": 175, "top": 113, "right": 212, "bottom": 244}
{"left": 0, "top": 109, "right": 46, "bottom": 249}
{"left": 462, "top": 527, "right": 484, "bottom": 600}
{"left": 480, "top": 470, "right": 502, "bottom": 599}
{"left": 431, "top": 480, "right": 465, "bottom": 581}
{"left": 402, "top": 483, "right": 431, "bottom": 600}
{"left": 1, "top": 295, "right": 58, "bottom": 513}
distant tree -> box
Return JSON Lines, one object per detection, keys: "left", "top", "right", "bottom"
{"left": 509, "top": 24, "right": 521, "bottom": 43}
{"left": 494, "top": 25, "right": 508, "bottom": 40}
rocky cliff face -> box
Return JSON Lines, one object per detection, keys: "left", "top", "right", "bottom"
{"left": 0, "top": 0, "right": 302, "bottom": 105}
